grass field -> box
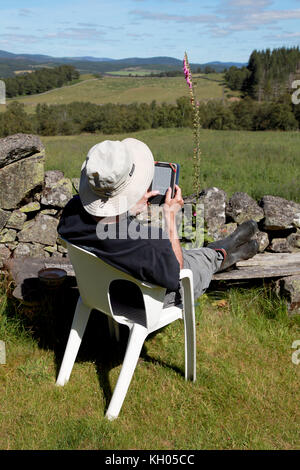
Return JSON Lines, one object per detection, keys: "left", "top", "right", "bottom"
{"left": 5, "top": 74, "right": 229, "bottom": 114}
{"left": 0, "top": 276, "right": 299, "bottom": 450}
{"left": 42, "top": 127, "right": 300, "bottom": 203}
{"left": 106, "top": 68, "right": 163, "bottom": 76}
{"left": 1, "top": 106, "right": 300, "bottom": 449}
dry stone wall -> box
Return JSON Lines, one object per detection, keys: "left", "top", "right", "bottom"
{"left": 0, "top": 133, "right": 299, "bottom": 315}
{"left": 183, "top": 188, "right": 300, "bottom": 253}
{"left": 0, "top": 134, "right": 75, "bottom": 268}
{"left": 0, "top": 133, "right": 300, "bottom": 271}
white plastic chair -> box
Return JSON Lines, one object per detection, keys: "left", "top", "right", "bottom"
{"left": 56, "top": 241, "right": 196, "bottom": 420}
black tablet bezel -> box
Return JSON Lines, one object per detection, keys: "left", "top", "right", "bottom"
{"left": 149, "top": 161, "right": 179, "bottom": 205}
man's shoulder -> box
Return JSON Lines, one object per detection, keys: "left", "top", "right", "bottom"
{"left": 63, "top": 194, "right": 82, "bottom": 213}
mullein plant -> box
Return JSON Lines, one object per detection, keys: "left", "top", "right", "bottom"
{"left": 181, "top": 52, "right": 206, "bottom": 248}
{"left": 183, "top": 52, "right": 202, "bottom": 197}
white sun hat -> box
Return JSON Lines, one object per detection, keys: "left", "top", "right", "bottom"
{"left": 79, "top": 138, "right": 155, "bottom": 217}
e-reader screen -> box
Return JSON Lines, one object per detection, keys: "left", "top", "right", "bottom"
{"left": 152, "top": 165, "right": 173, "bottom": 195}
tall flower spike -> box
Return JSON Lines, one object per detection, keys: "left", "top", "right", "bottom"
{"left": 183, "top": 52, "right": 202, "bottom": 197}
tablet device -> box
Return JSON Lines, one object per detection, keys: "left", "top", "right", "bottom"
{"left": 149, "top": 161, "right": 180, "bottom": 205}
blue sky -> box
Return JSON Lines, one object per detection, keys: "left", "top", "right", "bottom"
{"left": 1, "top": 0, "right": 300, "bottom": 63}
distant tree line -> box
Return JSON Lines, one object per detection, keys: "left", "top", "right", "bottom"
{"left": 149, "top": 71, "right": 183, "bottom": 77}
{"left": 149, "top": 66, "right": 217, "bottom": 77}
{"left": 1, "top": 96, "right": 299, "bottom": 138}
{"left": 3, "top": 65, "right": 80, "bottom": 98}
{"left": 224, "top": 47, "right": 300, "bottom": 101}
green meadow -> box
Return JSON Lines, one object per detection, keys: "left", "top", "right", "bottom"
{"left": 0, "top": 74, "right": 299, "bottom": 450}
{"left": 5, "top": 74, "right": 228, "bottom": 114}
{"left": 1, "top": 277, "right": 299, "bottom": 450}
{"left": 43, "top": 127, "right": 300, "bottom": 203}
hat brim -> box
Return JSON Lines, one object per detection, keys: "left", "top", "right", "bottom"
{"left": 79, "top": 138, "right": 155, "bottom": 217}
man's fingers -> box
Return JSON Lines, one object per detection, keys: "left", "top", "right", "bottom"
{"left": 174, "top": 185, "right": 183, "bottom": 202}
{"left": 165, "top": 187, "right": 172, "bottom": 202}
{"left": 174, "top": 185, "right": 182, "bottom": 198}
{"left": 146, "top": 190, "right": 159, "bottom": 199}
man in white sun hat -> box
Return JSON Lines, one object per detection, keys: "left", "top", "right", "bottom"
{"left": 58, "top": 138, "right": 258, "bottom": 306}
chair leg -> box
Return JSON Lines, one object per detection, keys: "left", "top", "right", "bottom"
{"left": 107, "top": 317, "right": 120, "bottom": 342}
{"left": 105, "top": 323, "right": 147, "bottom": 420}
{"left": 56, "top": 297, "right": 91, "bottom": 386}
{"left": 183, "top": 307, "right": 196, "bottom": 382}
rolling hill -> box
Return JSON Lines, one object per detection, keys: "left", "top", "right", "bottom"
{"left": 0, "top": 49, "right": 246, "bottom": 78}
{"left": 5, "top": 74, "right": 233, "bottom": 113}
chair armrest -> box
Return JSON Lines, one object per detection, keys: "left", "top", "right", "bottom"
{"left": 179, "top": 269, "right": 194, "bottom": 309}
{"left": 179, "top": 269, "right": 193, "bottom": 283}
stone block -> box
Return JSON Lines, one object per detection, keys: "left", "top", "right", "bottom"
{"left": 280, "top": 275, "right": 300, "bottom": 315}
{"left": 44, "top": 170, "right": 65, "bottom": 188}
{"left": 0, "top": 245, "right": 11, "bottom": 268}
{"left": 41, "top": 177, "right": 72, "bottom": 208}
{"left": 0, "top": 209, "right": 10, "bottom": 231}
{"left": 13, "top": 242, "right": 51, "bottom": 258}
{"left": 0, "top": 153, "right": 44, "bottom": 209}
{"left": 184, "top": 188, "right": 228, "bottom": 238}
{"left": 0, "top": 228, "right": 17, "bottom": 243}
{"left": 44, "top": 244, "right": 57, "bottom": 253}
{"left": 207, "top": 222, "right": 237, "bottom": 242}
{"left": 40, "top": 209, "right": 58, "bottom": 216}
{"left": 269, "top": 238, "right": 291, "bottom": 253}
{"left": 293, "top": 213, "right": 300, "bottom": 228}
{"left": 287, "top": 230, "right": 300, "bottom": 252}
{"left": 0, "top": 133, "right": 44, "bottom": 169}
{"left": 260, "top": 195, "right": 300, "bottom": 230}
{"left": 256, "top": 231, "right": 269, "bottom": 252}
{"left": 17, "top": 214, "right": 59, "bottom": 246}
{"left": 6, "top": 210, "right": 27, "bottom": 230}
{"left": 19, "top": 201, "right": 41, "bottom": 213}
{"left": 226, "top": 192, "right": 264, "bottom": 224}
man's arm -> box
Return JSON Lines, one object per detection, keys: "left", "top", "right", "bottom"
{"left": 163, "top": 185, "right": 184, "bottom": 269}
{"left": 129, "top": 184, "right": 184, "bottom": 270}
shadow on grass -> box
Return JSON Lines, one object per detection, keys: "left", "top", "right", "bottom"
{"left": 4, "top": 279, "right": 182, "bottom": 414}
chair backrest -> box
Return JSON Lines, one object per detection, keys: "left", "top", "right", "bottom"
{"left": 66, "top": 241, "right": 167, "bottom": 330}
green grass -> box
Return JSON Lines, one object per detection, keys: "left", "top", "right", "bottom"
{"left": 1, "top": 126, "right": 300, "bottom": 449}
{"left": 42, "top": 127, "right": 300, "bottom": 203}
{"left": 0, "top": 279, "right": 299, "bottom": 450}
{"left": 106, "top": 68, "right": 163, "bottom": 76}
{"left": 5, "top": 74, "right": 227, "bottom": 114}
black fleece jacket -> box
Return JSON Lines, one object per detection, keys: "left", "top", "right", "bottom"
{"left": 57, "top": 195, "right": 180, "bottom": 291}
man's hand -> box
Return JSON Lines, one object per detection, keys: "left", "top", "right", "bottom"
{"left": 163, "top": 185, "right": 184, "bottom": 268}
{"left": 163, "top": 185, "right": 184, "bottom": 218}
{"left": 129, "top": 189, "right": 159, "bottom": 216}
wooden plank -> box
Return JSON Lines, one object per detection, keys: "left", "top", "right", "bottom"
{"left": 213, "top": 264, "right": 300, "bottom": 280}
{"left": 236, "top": 252, "right": 300, "bottom": 268}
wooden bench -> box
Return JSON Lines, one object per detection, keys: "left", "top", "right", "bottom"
{"left": 3, "top": 253, "right": 300, "bottom": 315}
{"left": 213, "top": 252, "right": 300, "bottom": 280}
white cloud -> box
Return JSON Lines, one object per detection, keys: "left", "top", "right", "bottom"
{"left": 18, "top": 8, "right": 33, "bottom": 17}
{"left": 217, "top": 1, "right": 300, "bottom": 31}
{"left": 129, "top": 9, "right": 219, "bottom": 23}
{"left": 45, "top": 27, "right": 106, "bottom": 41}
{"left": 77, "top": 22, "right": 98, "bottom": 27}
{"left": 276, "top": 32, "right": 300, "bottom": 38}
{"left": 264, "top": 31, "right": 300, "bottom": 40}
{"left": 0, "top": 33, "right": 40, "bottom": 43}
{"left": 130, "top": 1, "right": 300, "bottom": 39}
{"left": 210, "top": 26, "right": 232, "bottom": 37}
